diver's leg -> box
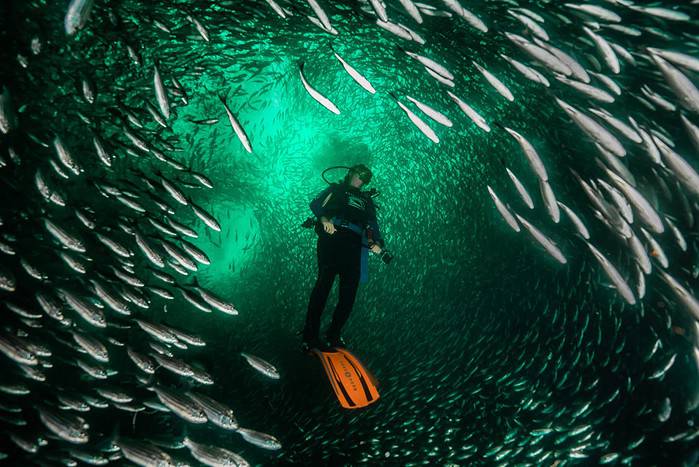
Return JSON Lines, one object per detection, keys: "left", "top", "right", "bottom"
{"left": 303, "top": 238, "right": 337, "bottom": 343}
{"left": 325, "top": 260, "right": 360, "bottom": 343}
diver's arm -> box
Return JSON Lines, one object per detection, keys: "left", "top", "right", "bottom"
{"left": 368, "top": 222, "right": 384, "bottom": 250}
{"left": 367, "top": 203, "right": 384, "bottom": 249}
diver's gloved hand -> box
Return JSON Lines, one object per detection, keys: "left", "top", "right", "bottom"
{"left": 369, "top": 243, "right": 382, "bottom": 254}
{"left": 320, "top": 216, "right": 336, "bottom": 234}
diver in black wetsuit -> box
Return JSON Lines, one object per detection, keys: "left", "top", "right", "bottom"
{"left": 302, "top": 164, "right": 385, "bottom": 351}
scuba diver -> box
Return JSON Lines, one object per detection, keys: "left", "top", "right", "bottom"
{"left": 301, "top": 164, "right": 390, "bottom": 352}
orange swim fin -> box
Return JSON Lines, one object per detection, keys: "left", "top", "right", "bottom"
{"left": 313, "top": 347, "right": 380, "bottom": 409}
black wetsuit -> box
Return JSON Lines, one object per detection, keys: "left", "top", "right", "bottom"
{"left": 303, "top": 182, "right": 384, "bottom": 344}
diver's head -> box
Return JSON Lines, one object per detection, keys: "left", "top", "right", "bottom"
{"left": 344, "top": 164, "right": 372, "bottom": 188}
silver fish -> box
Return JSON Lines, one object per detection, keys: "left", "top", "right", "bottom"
{"left": 653, "top": 138, "right": 699, "bottom": 198}
{"left": 152, "top": 386, "right": 207, "bottom": 424}
{"left": 648, "top": 354, "right": 677, "bottom": 380}
{"left": 95, "top": 232, "right": 133, "bottom": 258}
{"left": 169, "top": 328, "right": 206, "bottom": 347}
{"left": 187, "top": 14, "right": 210, "bottom": 41}
{"left": 629, "top": 5, "right": 690, "bottom": 21}
{"left": 71, "top": 332, "right": 108, "bottom": 363}
{"left": 650, "top": 54, "right": 699, "bottom": 114}
{"left": 57, "top": 288, "right": 106, "bottom": 328}
{"left": 151, "top": 352, "right": 194, "bottom": 377}
{"left": 447, "top": 91, "right": 490, "bottom": 132}
{"left": 0, "top": 86, "right": 17, "bottom": 134}
{"left": 508, "top": 10, "right": 548, "bottom": 41}
{"left": 0, "top": 265, "right": 16, "bottom": 291}
{"left": 647, "top": 48, "right": 699, "bottom": 74}
{"left": 236, "top": 427, "right": 282, "bottom": 450}
{"left": 500, "top": 53, "right": 550, "bottom": 87}
{"left": 89, "top": 279, "right": 131, "bottom": 316}
{"left": 115, "top": 438, "right": 177, "bottom": 467}
{"left": 95, "top": 387, "right": 132, "bottom": 403}
{"left": 515, "top": 214, "right": 566, "bottom": 264}
{"left": 126, "top": 347, "right": 155, "bottom": 374}
{"left": 564, "top": 3, "right": 621, "bottom": 22}
{"left": 406, "top": 96, "right": 452, "bottom": 127}
{"left": 502, "top": 126, "right": 548, "bottom": 181}
{"left": 0, "top": 334, "right": 38, "bottom": 366}
{"left": 153, "top": 61, "right": 170, "bottom": 119}
{"left": 265, "top": 0, "right": 286, "bottom": 19}
{"left": 241, "top": 352, "right": 280, "bottom": 379}
{"left": 35, "top": 169, "right": 66, "bottom": 206}
{"left": 627, "top": 232, "right": 652, "bottom": 275}
{"left": 605, "top": 169, "right": 664, "bottom": 234}
{"left": 390, "top": 94, "right": 439, "bottom": 143}
{"left": 368, "top": 0, "right": 387, "bottom": 21}
{"left": 76, "top": 359, "right": 109, "bottom": 379}
{"left": 180, "top": 240, "right": 210, "bottom": 265}
{"left": 555, "top": 98, "right": 625, "bottom": 157}
{"left": 398, "top": 0, "right": 422, "bottom": 24}
{"left": 190, "top": 199, "right": 221, "bottom": 232}
{"left": 538, "top": 180, "right": 560, "bottom": 223}
{"left": 44, "top": 218, "right": 86, "bottom": 252}
{"left": 160, "top": 240, "right": 198, "bottom": 272}
{"left": 166, "top": 216, "right": 198, "bottom": 238}
{"left": 636, "top": 265, "right": 646, "bottom": 299}
{"left": 554, "top": 74, "right": 614, "bottom": 103}
{"left": 158, "top": 174, "right": 188, "bottom": 206}
{"left": 134, "top": 319, "right": 178, "bottom": 344}
{"left": 505, "top": 33, "right": 572, "bottom": 76}
{"left": 403, "top": 49, "right": 454, "bottom": 81}
{"left": 583, "top": 26, "right": 620, "bottom": 74}
{"left": 587, "top": 108, "right": 641, "bottom": 144}
{"left": 472, "top": 61, "right": 514, "bottom": 102}
{"left": 299, "top": 62, "right": 339, "bottom": 115}
{"left": 35, "top": 291, "right": 66, "bottom": 322}
{"left": 36, "top": 406, "right": 89, "bottom": 444}
{"left": 64, "top": 0, "right": 94, "bottom": 35}
{"left": 557, "top": 201, "right": 590, "bottom": 239}
{"left": 195, "top": 287, "right": 238, "bottom": 315}
{"left": 53, "top": 136, "right": 83, "bottom": 176}
{"left": 442, "top": 0, "right": 487, "bottom": 32}
{"left": 586, "top": 242, "right": 635, "bottom": 305}
{"left": 186, "top": 391, "right": 239, "bottom": 430}
{"left": 375, "top": 19, "right": 413, "bottom": 41}
{"left": 183, "top": 437, "right": 250, "bottom": 467}
{"left": 664, "top": 217, "right": 687, "bottom": 252}
{"left": 487, "top": 186, "right": 520, "bottom": 232}
{"left": 506, "top": 168, "right": 534, "bottom": 209}
{"left": 331, "top": 47, "right": 376, "bottom": 94}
